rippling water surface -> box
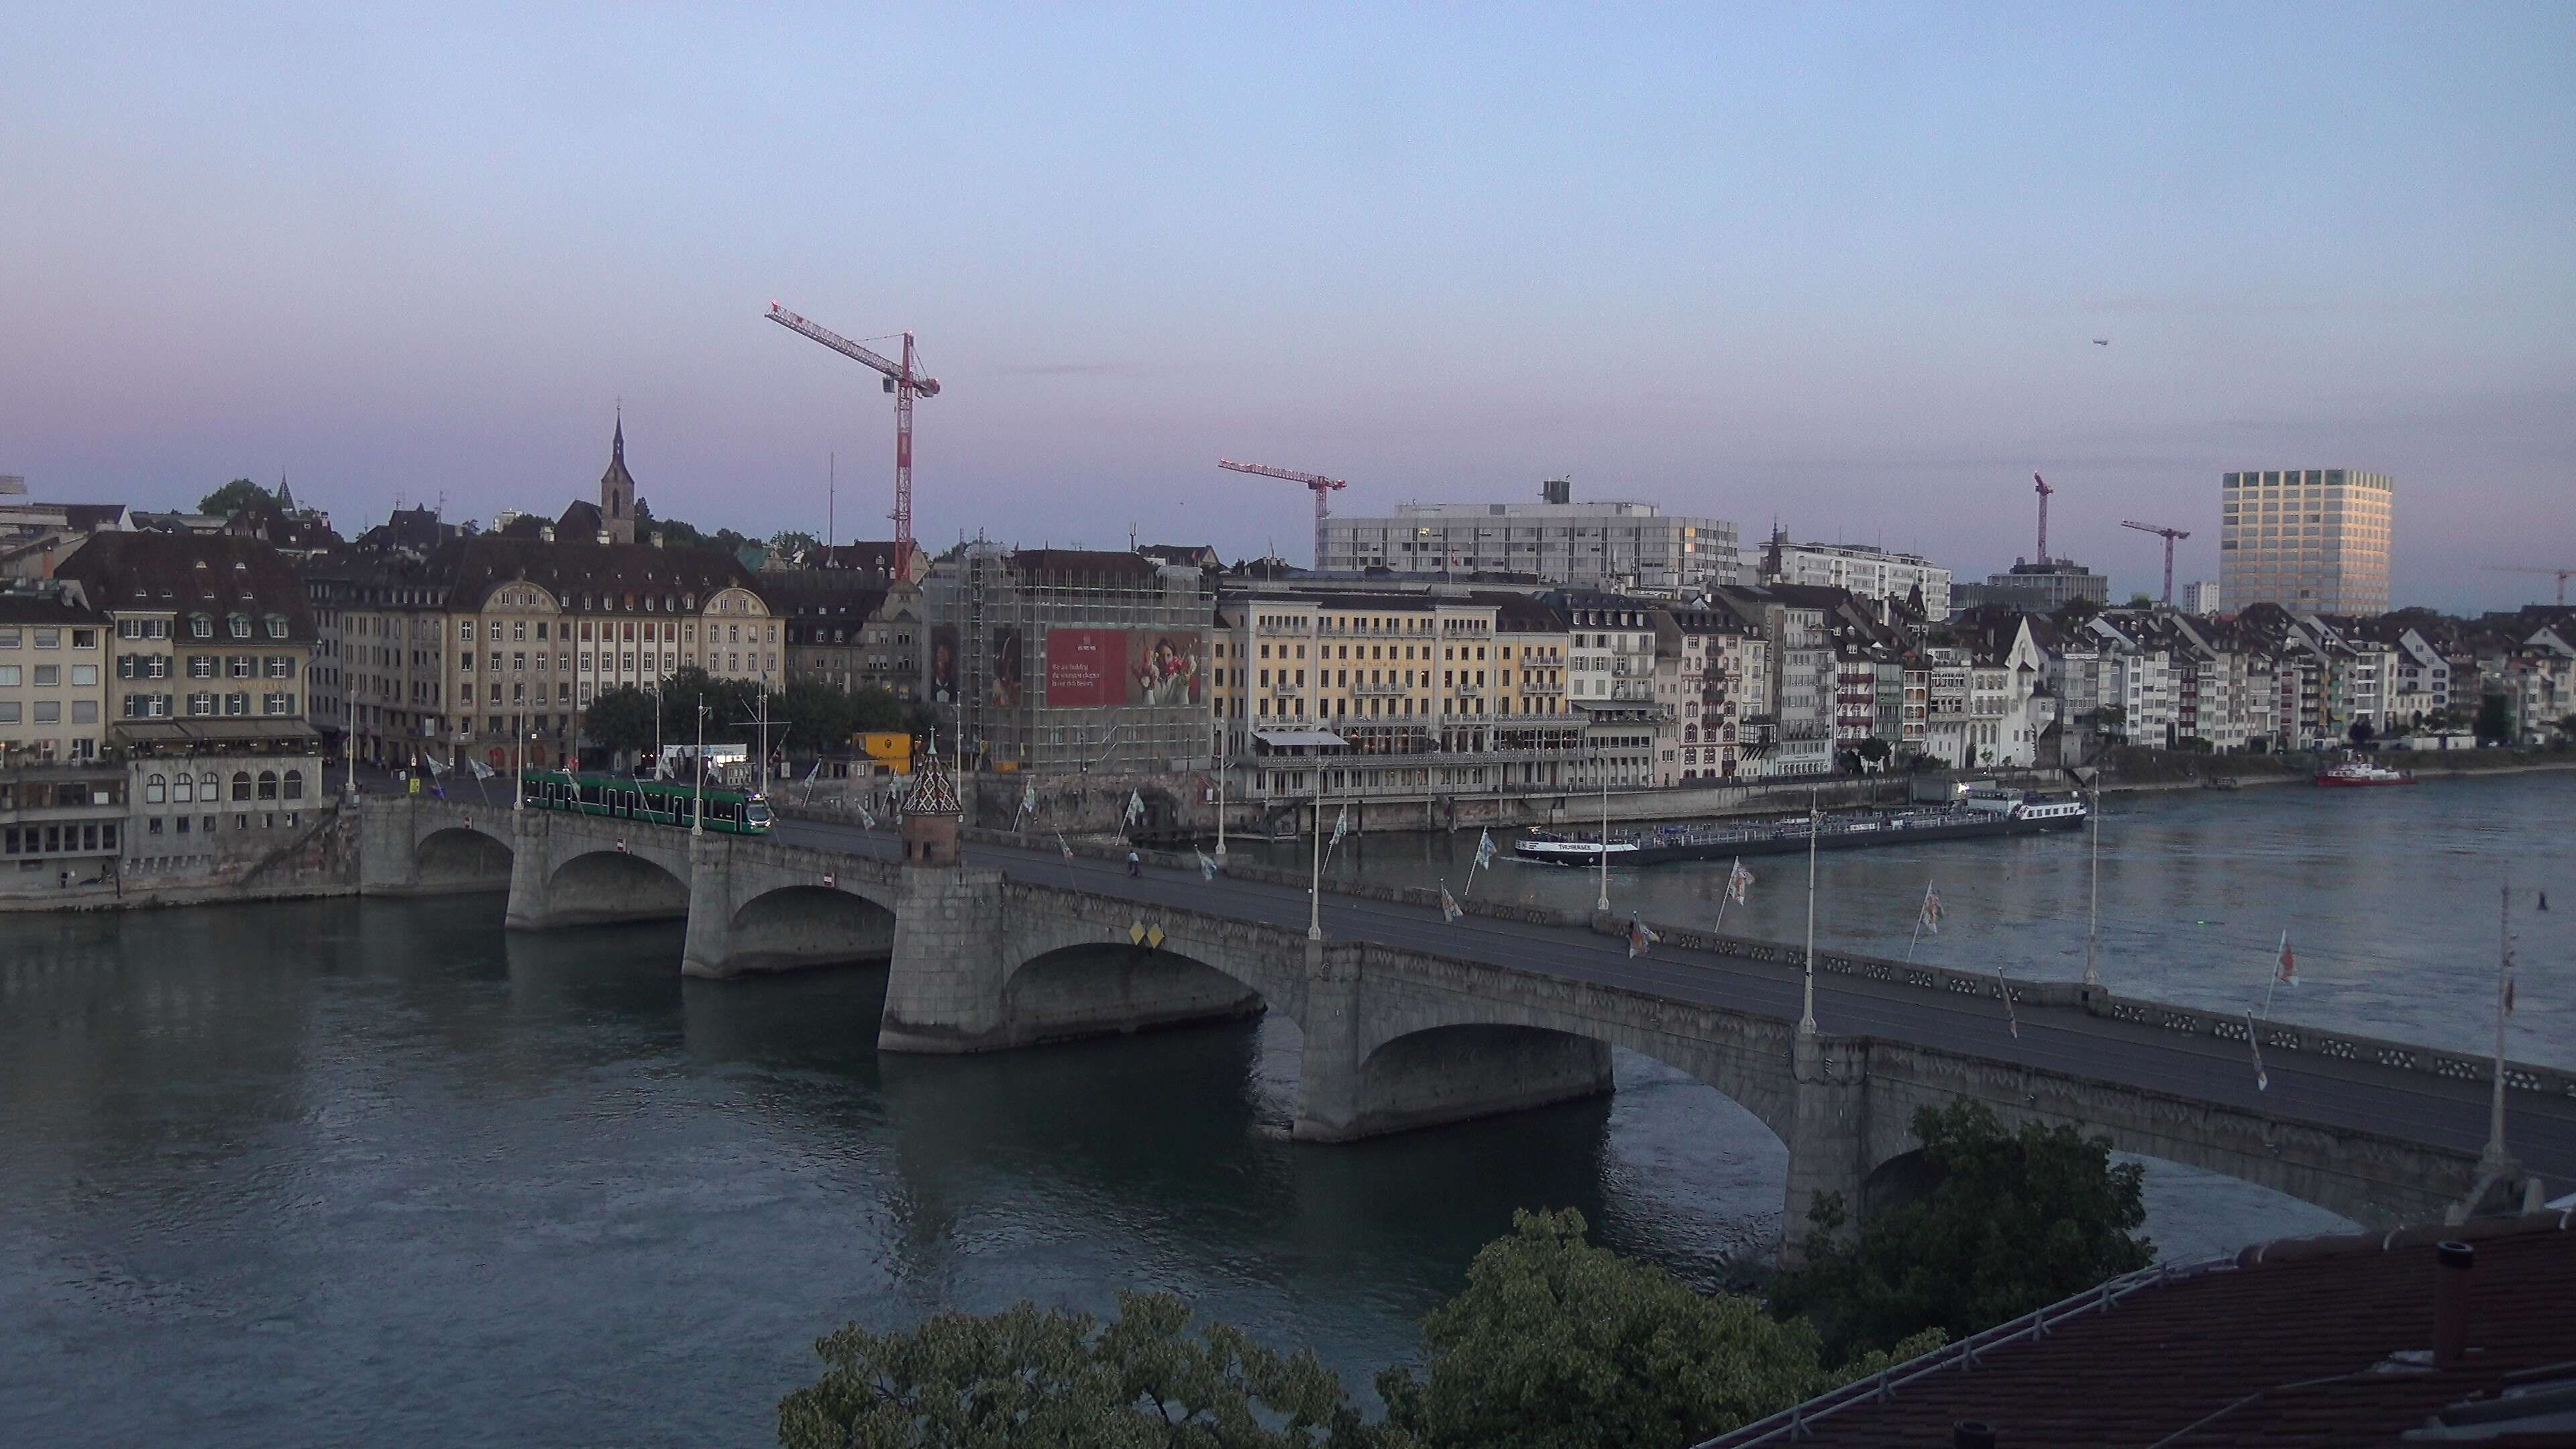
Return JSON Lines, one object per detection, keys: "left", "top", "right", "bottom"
{"left": 1, "top": 772, "right": 2566, "bottom": 1447}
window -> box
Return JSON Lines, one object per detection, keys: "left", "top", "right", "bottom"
{"left": 224, "top": 693, "right": 248, "bottom": 716}
{"left": 265, "top": 616, "right": 288, "bottom": 639}
{"left": 34, "top": 629, "right": 60, "bottom": 648}
{"left": 283, "top": 770, "right": 304, "bottom": 800}
{"left": 200, "top": 772, "right": 219, "bottom": 801}
{"left": 0, "top": 665, "right": 15, "bottom": 687}
{"left": 257, "top": 771, "right": 278, "bottom": 800}
{"left": 34, "top": 664, "right": 58, "bottom": 686}
{"left": 71, "top": 701, "right": 96, "bottom": 724}
{"left": 265, "top": 657, "right": 291, "bottom": 678}
{"left": 0, "top": 702, "right": 16, "bottom": 724}
{"left": 227, "top": 615, "right": 251, "bottom": 639}
{"left": 231, "top": 772, "right": 252, "bottom": 802}
{"left": 188, "top": 692, "right": 215, "bottom": 716}
{"left": 189, "top": 655, "right": 215, "bottom": 679}
{"left": 230, "top": 656, "right": 253, "bottom": 679}
{"left": 172, "top": 773, "right": 193, "bottom": 803}
{"left": 189, "top": 614, "right": 213, "bottom": 639}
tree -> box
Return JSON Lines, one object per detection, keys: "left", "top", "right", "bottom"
{"left": 583, "top": 686, "right": 659, "bottom": 757}
{"left": 2088, "top": 702, "right": 2128, "bottom": 743}
{"left": 199, "top": 478, "right": 272, "bottom": 518}
{"left": 2474, "top": 694, "right": 2513, "bottom": 746}
{"left": 1770, "top": 1101, "right": 2153, "bottom": 1364}
{"left": 2347, "top": 718, "right": 2375, "bottom": 746}
{"left": 770, "top": 529, "right": 822, "bottom": 561}
{"left": 1378, "top": 1208, "right": 1940, "bottom": 1449}
{"left": 776, "top": 1291, "right": 1384, "bottom": 1449}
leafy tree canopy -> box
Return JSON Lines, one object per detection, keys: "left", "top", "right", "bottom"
{"left": 777, "top": 1291, "right": 1384, "bottom": 1449}
{"left": 1377, "top": 1208, "right": 1939, "bottom": 1449}
{"left": 583, "top": 685, "right": 659, "bottom": 757}
{"left": 1770, "top": 1101, "right": 2152, "bottom": 1364}
{"left": 199, "top": 478, "right": 273, "bottom": 518}
{"left": 770, "top": 529, "right": 822, "bottom": 561}
{"left": 2475, "top": 694, "right": 2513, "bottom": 745}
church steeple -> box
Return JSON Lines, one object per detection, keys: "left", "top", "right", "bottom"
{"left": 599, "top": 407, "right": 637, "bottom": 544}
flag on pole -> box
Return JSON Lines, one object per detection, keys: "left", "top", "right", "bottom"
{"left": 1057, "top": 831, "right": 1075, "bottom": 861}
{"left": 1726, "top": 858, "right": 1754, "bottom": 906}
{"left": 1197, "top": 848, "right": 1218, "bottom": 881}
{"left": 423, "top": 753, "right": 447, "bottom": 777}
{"left": 855, "top": 801, "right": 876, "bottom": 829}
{"left": 468, "top": 759, "right": 494, "bottom": 782}
{"left": 1998, "top": 967, "right": 2020, "bottom": 1040}
{"left": 1125, "top": 789, "right": 1146, "bottom": 826}
{"left": 1020, "top": 780, "right": 1038, "bottom": 818}
{"left": 1474, "top": 828, "right": 1495, "bottom": 871}
{"left": 2247, "top": 1013, "right": 2269, "bottom": 1091}
{"left": 2275, "top": 932, "right": 2297, "bottom": 987}
{"left": 1627, "top": 916, "right": 1660, "bottom": 959}
{"left": 1440, "top": 884, "right": 1462, "bottom": 922}
{"left": 806, "top": 758, "right": 822, "bottom": 784}
{"left": 1330, "top": 804, "right": 1350, "bottom": 849}
{"left": 2505, "top": 967, "right": 2516, "bottom": 1015}
{"left": 1918, "top": 884, "right": 1945, "bottom": 935}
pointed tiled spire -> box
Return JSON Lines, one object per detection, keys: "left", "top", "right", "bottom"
{"left": 612, "top": 402, "right": 625, "bottom": 464}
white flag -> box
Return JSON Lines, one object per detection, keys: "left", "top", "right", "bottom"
{"left": 855, "top": 802, "right": 876, "bottom": 829}
{"left": 1627, "top": 916, "right": 1661, "bottom": 959}
{"left": 805, "top": 758, "right": 821, "bottom": 784}
{"left": 1197, "top": 849, "right": 1218, "bottom": 881}
{"left": 1330, "top": 804, "right": 1349, "bottom": 847}
{"left": 1058, "top": 831, "right": 1075, "bottom": 861}
{"left": 423, "top": 753, "right": 447, "bottom": 777}
{"left": 1918, "top": 885, "right": 1944, "bottom": 935}
{"left": 468, "top": 759, "right": 494, "bottom": 782}
{"left": 1474, "top": 828, "right": 1495, "bottom": 870}
{"left": 1726, "top": 858, "right": 1754, "bottom": 905}
{"left": 1126, "top": 789, "right": 1145, "bottom": 825}
{"left": 1441, "top": 884, "right": 1463, "bottom": 922}
{"left": 1022, "top": 780, "right": 1038, "bottom": 817}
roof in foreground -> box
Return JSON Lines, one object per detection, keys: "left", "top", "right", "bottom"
{"left": 1705, "top": 1210, "right": 2576, "bottom": 1448}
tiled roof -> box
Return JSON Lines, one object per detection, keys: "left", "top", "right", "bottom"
{"left": 0, "top": 591, "right": 107, "bottom": 625}
{"left": 1006, "top": 548, "right": 1164, "bottom": 584}
{"left": 431, "top": 535, "right": 759, "bottom": 611}
{"left": 1709, "top": 1212, "right": 2576, "bottom": 1448}
{"left": 51, "top": 531, "right": 317, "bottom": 639}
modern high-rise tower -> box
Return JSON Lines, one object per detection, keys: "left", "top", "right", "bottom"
{"left": 2218, "top": 469, "right": 2392, "bottom": 615}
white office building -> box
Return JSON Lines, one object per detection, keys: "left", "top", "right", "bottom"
{"left": 1318, "top": 479, "right": 1737, "bottom": 596}
{"left": 1762, "top": 540, "right": 1952, "bottom": 620}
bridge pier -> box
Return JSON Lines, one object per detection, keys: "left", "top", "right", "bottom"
{"left": 502, "top": 808, "right": 551, "bottom": 930}
{"left": 1780, "top": 1028, "right": 1871, "bottom": 1267}
{"left": 356, "top": 795, "right": 422, "bottom": 894}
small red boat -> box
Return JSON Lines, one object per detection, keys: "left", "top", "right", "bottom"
{"left": 2314, "top": 756, "right": 2416, "bottom": 787}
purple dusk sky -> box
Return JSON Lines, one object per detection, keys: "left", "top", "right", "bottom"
{"left": 3, "top": 4, "right": 2569, "bottom": 609}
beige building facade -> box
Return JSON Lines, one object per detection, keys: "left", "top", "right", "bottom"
{"left": 2219, "top": 469, "right": 2393, "bottom": 616}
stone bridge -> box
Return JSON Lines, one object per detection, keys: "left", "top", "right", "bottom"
{"left": 356, "top": 795, "right": 2573, "bottom": 1260}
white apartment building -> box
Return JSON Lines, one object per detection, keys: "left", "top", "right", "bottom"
{"left": 2219, "top": 469, "right": 2394, "bottom": 615}
{"left": 1320, "top": 480, "right": 1738, "bottom": 596}
{"left": 1765, "top": 541, "right": 1953, "bottom": 620}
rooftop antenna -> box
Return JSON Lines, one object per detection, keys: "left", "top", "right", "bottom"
{"left": 827, "top": 451, "right": 835, "bottom": 552}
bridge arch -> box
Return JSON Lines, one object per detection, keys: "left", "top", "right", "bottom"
{"left": 414, "top": 824, "right": 514, "bottom": 890}
{"left": 544, "top": 847, "right": 690, "bottom": 926}
{"left": 998, "top": 941, "right": 1268, "bottom": 1048}
{"left": 1347, "top": 1002, "right": 1799, "bottom": 1148}
{"left": 721, "top": 883, "right": 900, "bottom": 973}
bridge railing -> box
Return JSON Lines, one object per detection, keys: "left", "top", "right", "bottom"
{"left": 1585, "top": 911, "right": 2576, "bottom": 1103}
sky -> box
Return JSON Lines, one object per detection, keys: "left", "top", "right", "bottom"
{"left": 3, "top": 3, "right": 2569, "bottom": 610}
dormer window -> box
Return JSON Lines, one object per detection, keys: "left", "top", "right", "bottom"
{"left": 228, "top": 614, "right": 252, "bottom": 639}
{"left": 264, "top": 615, "right": 288, "bottom": 639}
{"left": 189, "top": 614, "right": 213, "bottom": 639}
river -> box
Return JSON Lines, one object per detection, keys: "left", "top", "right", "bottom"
{"left": 2, "top": 772, "right": 2567, "bottom": 1447}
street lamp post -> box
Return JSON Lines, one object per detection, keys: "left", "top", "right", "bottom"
{"left": 513, "top": 721, "right": 525, "bottom": 810}
{"left": 692, "top": 704, "right": 708, "bottom": 835}
{"left": 1801, "top": 785, "right": 1819, "bottom": 1034}
{"left": 1214, "top": 714, "right": 1228, "bottom": 860}
{"left": 1307, "top": 786, "right": 1324, "bottom": 942}
{"left": 1595, "top": 750, "right": 1611, "bottom": 914}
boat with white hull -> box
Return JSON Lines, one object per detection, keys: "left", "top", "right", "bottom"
{"left": 1514, "top": 790, "right": 2088, "bottom": 867}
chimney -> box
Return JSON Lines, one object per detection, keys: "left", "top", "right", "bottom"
{"left": 1953, "top": 1423, "right": 1996, "bottom": 1449}
{"left": 2434, "top": 1240, "right": 2473, "bottom": 1369}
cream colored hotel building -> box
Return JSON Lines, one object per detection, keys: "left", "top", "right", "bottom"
{"left": 2218, "top": 469, "right": 2393, "bottom": 616}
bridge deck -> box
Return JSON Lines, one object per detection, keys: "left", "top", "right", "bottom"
{"left": 773, "top": 817, "right": 2576, "bottom": 1192}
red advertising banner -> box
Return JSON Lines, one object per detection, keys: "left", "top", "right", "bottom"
{"left": 1045, "top": 629, "right": 1129, "bottom": 708}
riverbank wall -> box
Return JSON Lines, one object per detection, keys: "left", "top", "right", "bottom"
{"left": 0, "top": 802, "right": 362, "bottom": 914}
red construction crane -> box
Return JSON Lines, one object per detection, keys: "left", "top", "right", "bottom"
{"left": 1218, "top": 458, "right": 1346, "bottom": 567}
{"left": 766, "top": 302, "right": 939, "bottom": 582}
{"left": 2032, "top": 472, "right": 2056, "bottom": 562}
{"left": 2487, "top": 565, "right": 2575, "bottom": 605}
{"left": 2120, "top": 519, "right": 2192, "bottom": 605}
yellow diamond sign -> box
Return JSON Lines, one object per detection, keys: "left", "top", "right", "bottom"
{"left": 1146, "top": 924, "right": 1167, "bottom": 950}
{"left": 1128, "top": 921, "right": 1146, "bottom": 945}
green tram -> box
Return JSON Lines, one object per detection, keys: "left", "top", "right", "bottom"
{"left": 519, "top": 769, "right": 774, "bottom": 835}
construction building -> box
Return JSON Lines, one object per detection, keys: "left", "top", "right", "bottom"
{"left": 1759, "top": 537, "right": 1953, "bottom": 620}
{"left": 922, "top": 544, "right": 1216, "bottom": 774}
{"left": 1954, "top": 556, "right": 2110, "bottom": 611}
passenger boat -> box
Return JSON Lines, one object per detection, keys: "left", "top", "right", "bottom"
{"left": 2314, "top": 757, "right": 2416, "bottom": 788}
{"left": 1513, "top": 788, "right": 2088, "bottom": 866}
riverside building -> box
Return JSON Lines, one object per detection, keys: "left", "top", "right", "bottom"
{"left": 2218, "top": 469, "right": 2394, "bottom": 616}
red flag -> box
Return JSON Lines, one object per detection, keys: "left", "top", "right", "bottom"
{"left": 2275, "top": 932, "right": 2296, "bottom": 987}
